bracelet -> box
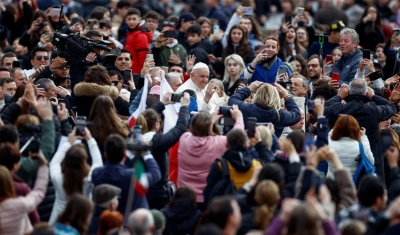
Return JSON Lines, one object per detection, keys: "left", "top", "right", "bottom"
{"left": 249, "top": 65, "right": 255, "bottom": 70}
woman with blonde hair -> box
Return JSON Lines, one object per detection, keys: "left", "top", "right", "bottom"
{"left": 223, "top": 54, "right": 246, "bottom": 96}
{"left": 228, "top": 82, "right": 300, "bottom": 137}
{"left": 239, "top": 180, "right": 280, "bottom": 234}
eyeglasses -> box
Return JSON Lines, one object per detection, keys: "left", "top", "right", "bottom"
{"left": 57, "top": 65, "right": 70, "bottom": 69}
{"left": 307, "top": 64, "right": 319, "bottom": 68}
{"left": 117, "top": 57, "right": 130, "bottom": 61}
{"left": 36, "top": 56, "right": 49, "bottom": 61}
{"left": 146, "top": 19, "right": 158, "bottom": 24}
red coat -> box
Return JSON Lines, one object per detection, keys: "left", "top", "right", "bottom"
{"left": 125, "top": 26, "right": 153, "bottom": 74}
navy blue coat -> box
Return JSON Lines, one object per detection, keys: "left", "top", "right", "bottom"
{"left": 228, "top": 87, "right": 301, "bottom": 137}
{"left": 92, "top": 159, "right": 161, "bottom": 215}
{"left": 330, "top": 50, "right": 362, "bottom": 85}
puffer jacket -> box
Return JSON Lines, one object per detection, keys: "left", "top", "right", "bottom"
{"left": 163, "top": 202, "right": 202, "bottom": 235}
{"left": 125, "top": 25, "right": 153, "bottom": 74}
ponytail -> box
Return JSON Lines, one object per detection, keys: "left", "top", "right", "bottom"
{"left": 136, "top": 114, "right": 148, "bottom": 134}
{"left": 254, "top": 204, "right": 275, "bottom": 230}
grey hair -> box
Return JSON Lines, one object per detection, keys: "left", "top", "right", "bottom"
{"left": 127, "top": 209, "right": 154, "bottom": 235}
{"left": 340, "top": 28, "right": 359, "bottom": 44}
{"left": 166, "top": 72, "right": 181, "bottom": 83}
{"left": 290, "top": 74, "right": 308, "bottom": 88}
{"left": 35, "top": 78, "right": 54, "bottom": 92}
{"left": 349, "top": 79, "right": 367, "bottom": 95}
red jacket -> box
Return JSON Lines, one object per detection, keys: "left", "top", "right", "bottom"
{"left": 125, "top": 25, "right": 153, "bottom": 74}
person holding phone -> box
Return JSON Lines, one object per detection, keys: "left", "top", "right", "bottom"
{"left": 355, "top": 5, "right": 385, "bottom": 51}
{"left": 20, "top": 11, "right": 52, "bottom": 51}
{"left": 278, "top": 21, "right": 308, "bottom": 62}
{"left": 242, "top": 37, "right": 292, "bottom": 84}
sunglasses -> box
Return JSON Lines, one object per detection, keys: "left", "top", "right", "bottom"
{"left": 36, "top": 56, "right": 49, "bottom": 61}
{"left": 57, "top": 65, "right": 70, "bottom": 69}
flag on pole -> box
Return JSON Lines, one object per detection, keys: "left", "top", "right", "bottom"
{"left": 130, "top": 75, "right": 149, "bottom": 122}
{"left": 160, "top": 77, "right": 179, "bottom": 133}
{"left": 133, "top": 158, "right": 149, "bottom": 196}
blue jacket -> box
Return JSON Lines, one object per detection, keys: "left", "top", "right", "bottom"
{"left": 205, "top": 6, "right": 228, "bottom": 31}
{"left": 246, "top": 58, "right": 292, "bottom": 84}
{"left": 330, "top": 50, "right": 362, "bottom": 85}
{"left": 228, "top": 87, "right": 300, "bottom": 137}
{"left": 92, "top": 159, "right": 161, "bottom": 215}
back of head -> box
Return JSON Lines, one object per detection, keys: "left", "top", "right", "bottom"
{"left": 358, "top": 176, "right": 385, "bottom": 207}
{"left": 287, "top": 131, "right": 305, "bottom": 154}
{"left": 136, "top": 109, "right": 159, "bottom": 134}
{"left": 169, "top": 186, "right": 197, "bottom": 207}
{"left": 30, "top": 222, "right": 55, "bottom": 235}
{"left": 35, "top": 78, "right": 54, "bottom": 92}
{"left": 331, "top": 115, "right": 361, "bottom": 142}
{"left": 200, "top": 196, "right": 235, "bottom": 230}
{"left": 15, "top": 114, "right": 40, "bottom": 130}
{"left": 150, "top": 209, "right": 166, "bottom": 233}
{"left": 57, "top": 194, "right": 94, "bottom": 235}
{"left": 340, "top": 220, "right": 366, "bottom": 235}
{"left": 254, "top": 180, "right": 280, "bottom": 230}
{"left": 196, "top": 224, "right": 223, "bottom": 235}
{"left": 62, "top": 144, "right": 90, "bottom": 197}
{"left": 227, "top": 129, "right": 247, "bottom": 148}
{"left": 0, "top": 165, "right": 16, "bottom": 198}
{"left": 127, "top": 208, "right": 154, "bottom": 235}
{"left": 0, "top": 142, "right": 21, "bottom": 171}
{"left": 0, "top": 125, "right": 19, "bottom": 144}
{"left": 349, "top": 79, "right": 367, "bottom": 96}
{"left": 252, "top": 84, "right": 280, "bottom": 111}
{"left": 84, "top": 65, "right": 111, "bottom": 85}
{"left": 105, "top": 134, "right": 127, "bottom": 163}
{"left": 286, "top": 204, "right": 322, "bottom": 235}
{"left": 190, "top": 111, "right": 213, "bottom": 137}
{"left": 256, "top": 126, "right": 272, "bottom": 149}
{"left": 98, "top": 209, "right": 124, "bottom": 235}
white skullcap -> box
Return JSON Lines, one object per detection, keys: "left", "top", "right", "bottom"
{"left": 192, "top": 62, "right": 209, "bottom": 71}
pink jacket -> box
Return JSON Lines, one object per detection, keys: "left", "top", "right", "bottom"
{"left": 177, "top": 119, "right": 244, "bottom": 202}
{"left": 0, "top": 166, "right": 48, "bottom": 235}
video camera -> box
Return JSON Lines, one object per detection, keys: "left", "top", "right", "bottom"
{"left": 52, "top": 4, "right": 118, "bottom": 61}
{"left": 19, "top": 124, "right": 41, "bottom": 155}
{"left": 126, "top": 125, "right": 150, "bottom": 153}
{"left": 52, "top": 32, "right": 113, "bottom": 61}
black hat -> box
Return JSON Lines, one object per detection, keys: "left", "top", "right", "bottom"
{"left": 177, "top": 12, "right": 196, "bottom": 28}
{"left": 330, "top": 20, "right": 345, "bottom": 32}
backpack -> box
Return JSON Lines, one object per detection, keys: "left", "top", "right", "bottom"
{"left": 353, "top": 142, "right": 377, "bottom": 185}
{"left": 204, "top": 158, "right": 236, "bottom": 204}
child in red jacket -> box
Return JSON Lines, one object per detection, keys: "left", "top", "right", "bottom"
{"left": 124, "top": 8, "right": 153, "bottom": 74}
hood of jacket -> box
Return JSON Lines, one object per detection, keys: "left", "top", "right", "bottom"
{"left": 222, "top": 146, "right": 254, "bottom": 172}
{"left": 74, "top": 82, "right": 119, "bottom": 100}
{"left": 129, "top": 25, "right": 153, "bottom": 43}
{"left": 164, "top": 202, "right": 201, "bottom": 221}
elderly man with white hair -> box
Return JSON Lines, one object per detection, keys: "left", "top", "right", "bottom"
{"left": 128, "top": 209, "right": 155, "bottom": 235}
{"left": 176, "top": 62, "right": 218, "bottom": 112}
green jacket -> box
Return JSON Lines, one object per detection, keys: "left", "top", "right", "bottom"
{"left": 17, "top": 120, "right": 55, "bottom": 186}
{"left": 159, "top": 43, "right": 187, "bottom": 67}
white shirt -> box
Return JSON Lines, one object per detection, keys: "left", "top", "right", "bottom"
{"left": 176, "top": 78, "right": 212, "bottom": 112}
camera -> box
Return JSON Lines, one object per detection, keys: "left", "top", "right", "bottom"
{"left": 19, "top": 124, "right": 41, "bottom": 155}
{"left": 38, "top": 22, "right": 47, "bottom": 29}
{"left": 126, "top": 125, "right": 150, "bottom": 152}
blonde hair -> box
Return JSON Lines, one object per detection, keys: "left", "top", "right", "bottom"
{"left": 223, "top": 54, "right": 245, "bottom": 82}
{"left": 256, "top": 125, "right": 272, "bottom": 149}
{"left": 252, "top": 84, "right": 281, "bottom": 114}
{"left": 254, "top": 180, "right": 280, "bottom": 230}
{"left": 15, "top": 114, "right": 40, "bottom": 130}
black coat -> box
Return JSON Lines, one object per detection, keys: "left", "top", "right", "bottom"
{"left": 162, "top": 202, "right": 202, "bottom": 235}
{"left": 73, "top": 82, "right": 131, "bottom": 117}
{"left": 355, "top": 22, "right": 385, "bottom": 51}
{"left": 189, "top": 39, "right": 213, "bottom": 66}
{"left": 146, "top": 102, "right": 190, "bottom": 209}
{"left": 324, "top": 94, "right": 396, "bottom": 181}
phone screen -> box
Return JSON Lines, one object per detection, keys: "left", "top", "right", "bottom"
{"left": 124, "top": 70, "right": 132, "bottom": 85}
{"left": 325, "top": 55, "right": 333, "bottom": 64}
{"left": 369, "top": 69, "right": 383, "bottom": 81}
{"left": 247, "top": 117, "right": 257, "bottom": 137}
{"left": 363, "top": 49, "right": 370, "bottom": 59}
{"left": 331, "top": 72, "right": 340, "bottom": 82}
{"left": 239, "top": 78, "right": 248, "bottom": 85}
{"left": 170, "top": 93, "right": 182, "bottom": 102}
{"left": 382, "top": 134, "right": 393, "bottom": 152}
{"left": 278, "top": 65, "right": 287, "bottom": 75}
{"left": 146, "top": 54, "right": 154, "bottom": 61}
{"left": 303, "top": 134, "right": 315, "bottom": 153}
{"left": 213, "top": 25, "right": 220, "bottom": 35}
{"left": 71, "top": 17, "right": 79, "bottom": 26}
{"left": 307, "top": 100, "right": 315, "bottom": 114}
{"left": 244, "top": 7, "right": 253, "bottom": 16}
{"left": 88, "top": 20, "right": 95, "bottom": 30}
{"left": 75, "top": 116, "right": 87, "bottom": 136}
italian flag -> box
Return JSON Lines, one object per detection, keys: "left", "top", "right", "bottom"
{"left": 134, "top": 159, "right": 149, "bottom": 196}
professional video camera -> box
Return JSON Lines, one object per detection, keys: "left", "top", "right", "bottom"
{"left": 19, "top": 124, "right": 41, "bottom": 155}
{"left": 51, "top": 4, "right": 115, "bottom": 61}
{"left": 53, "top": 32, "right": 112, "bottom": 61}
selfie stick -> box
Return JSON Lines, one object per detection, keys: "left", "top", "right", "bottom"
{"left": 318, "top": 34, "right": 324, "bottom": 59}
{"left": 56, "top": 5, "right": 64, "bottom": 32}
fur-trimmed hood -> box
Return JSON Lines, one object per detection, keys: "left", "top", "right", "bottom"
{"left": 74, "top": 82, "right": 119, "bottom": 100}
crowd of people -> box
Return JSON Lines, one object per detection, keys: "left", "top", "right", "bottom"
{"left": 3, "top": 0, "right": 400, "bottom": 235}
